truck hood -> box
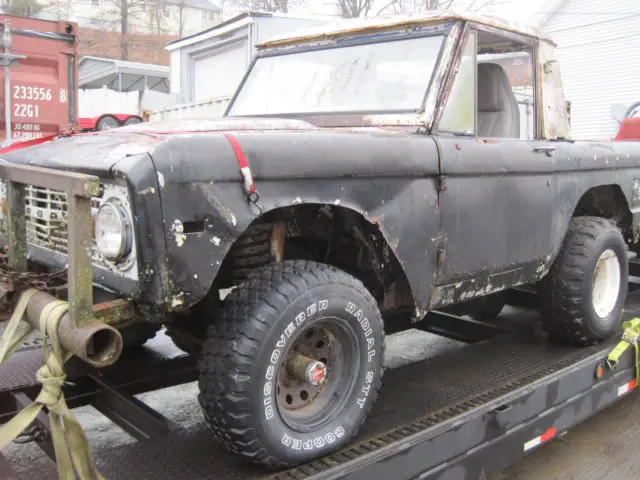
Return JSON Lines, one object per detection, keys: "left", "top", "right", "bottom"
{"left": 0, "top": 117, "right": 317, "bottom": 176}
{"left": 0, "top": 131, "right": 163, "bottom": 176}
{"left": 118, "top": 116, "right": 318, "bottom": 134}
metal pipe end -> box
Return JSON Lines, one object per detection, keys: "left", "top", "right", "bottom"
{"left": 70, "top": 322, "right": 123, "bottom": 368}
{"left": 25, "top": 291, "right": 124, "bottom": 368}
{"left": 83, "top": 323, "right": 123, "bottom": 367}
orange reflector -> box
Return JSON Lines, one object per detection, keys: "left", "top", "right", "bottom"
{"left": 596, "top": 366, "right": 604, "bottom": 379}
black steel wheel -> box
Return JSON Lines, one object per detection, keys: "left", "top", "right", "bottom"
{"left": 537, "top": 216, "right": 628, "bottom": 345}
{"left": 197, "top": 260, "right": 385, "bottom": 467}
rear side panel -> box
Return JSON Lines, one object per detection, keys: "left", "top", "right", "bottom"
{"left": 0, "top": 15, "right": 78, "bottom": 141}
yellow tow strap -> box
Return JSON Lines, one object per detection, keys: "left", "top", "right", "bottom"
{"left": 607, "top": 317, "right": 640, "bottom": 388}
{"left": 0, "top": 289, "right": 104, "bottom": 480}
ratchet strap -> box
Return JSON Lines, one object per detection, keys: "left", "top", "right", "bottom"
{"left": 0, "top": 289, "right": 104, "bottom": 479}
{"left": 607, "top": 317, "right": 640, "bottom": 388}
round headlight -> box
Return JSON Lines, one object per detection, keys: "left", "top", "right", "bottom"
{"left": 95, "top": 201, "right": 132, "bottom": 260}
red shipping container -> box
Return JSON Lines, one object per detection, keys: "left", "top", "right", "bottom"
{"left": 0, "top": 15, "right": 78, "bottom": 142}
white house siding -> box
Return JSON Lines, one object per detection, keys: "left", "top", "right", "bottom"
{"left": 540, "top": 0, "right": 640, "bottom": 139}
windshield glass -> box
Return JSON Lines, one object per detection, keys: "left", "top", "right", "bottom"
{"left": 227, "top": 35, "right": 445, "bottom": 116}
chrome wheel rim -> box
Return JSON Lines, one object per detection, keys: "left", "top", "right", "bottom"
{"left": 592, "top": 249, "right": 621, "bottom": 319}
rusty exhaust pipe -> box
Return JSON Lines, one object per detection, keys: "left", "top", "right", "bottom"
{"left": 25, "top": 291, "right": 123, "bottom": 368}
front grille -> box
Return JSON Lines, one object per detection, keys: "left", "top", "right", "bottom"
{"left": 0, "top": 180, "right": 139, "bottom": 281}
{"left": 24, "top": 185, "right": 102, "bottom": 256}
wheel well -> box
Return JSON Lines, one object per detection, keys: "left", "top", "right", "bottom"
{"left": 214, "top": 204, "right": 414, "bottom": 314}
{"left": 573, "top": 185, "right": 632, "bottom": 238}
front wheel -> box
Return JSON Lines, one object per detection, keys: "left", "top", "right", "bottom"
{"left": 197, "top": 260, "right": 385, "bottom": 467}
{"left": 537, "top": 216, "right": 628, "bottom": 345}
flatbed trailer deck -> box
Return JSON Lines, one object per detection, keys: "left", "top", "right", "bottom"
{"left": 1, "top": 289, "right": 640, "bottom": 480}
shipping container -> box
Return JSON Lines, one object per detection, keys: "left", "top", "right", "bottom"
{"left": 0, "top": 15, "right": 78, "bottom": 142}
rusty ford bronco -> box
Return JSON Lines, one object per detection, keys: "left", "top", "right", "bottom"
{"left": 1, "top": 10, "right": 640, "bottom": 468}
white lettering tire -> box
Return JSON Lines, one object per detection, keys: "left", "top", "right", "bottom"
{"left": 197, "top": 260, "right": 385, "bottom": 467}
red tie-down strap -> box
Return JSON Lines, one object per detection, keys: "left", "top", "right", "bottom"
{"left": 0, "top": 135, "right": 56, "bottom": 155}
{"left": 224, "top": 133, "right": 262, "bottom": 210}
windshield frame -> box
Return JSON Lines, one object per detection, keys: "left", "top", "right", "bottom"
{"left": 224, "top": 22, "right": 456, "bottom": 125}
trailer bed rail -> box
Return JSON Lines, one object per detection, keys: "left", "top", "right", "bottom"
{"left": 2, "top": 288, "right": 639, "bottom": 479}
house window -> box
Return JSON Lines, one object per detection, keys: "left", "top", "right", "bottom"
{"left": 204, "top": 10, "right": 216, "bottom": 22}
{"left": 92, "top": 0, "right": 99, "bottom": 5}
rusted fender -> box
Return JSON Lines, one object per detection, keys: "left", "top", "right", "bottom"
{"left": 149, "top": 127, "right": 442, "bottom": 314}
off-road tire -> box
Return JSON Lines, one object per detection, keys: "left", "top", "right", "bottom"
{"left": 119, "top": 322, "right": 161, "bottom": 349}
{"left": 197, "top": 260, "right": 385, "bottom": 467}
{"left": 537, "top": 216, "right": 628, "bottom": 346}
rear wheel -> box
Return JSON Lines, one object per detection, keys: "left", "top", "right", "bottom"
{"left": 197, "top": 260, "right": 385, "bottom": 467}
{"left": 537, "top": 216, "right": 628, "bottom": 345}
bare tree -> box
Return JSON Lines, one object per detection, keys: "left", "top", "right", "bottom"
{"left": 105, "top": 0, "right": 160, "bottom": 60}
{"left": 101, "top": 0, "right": 141, "bottom": 60}
{"left": 148, "top": 0, "right": 169, "bottom": 36}
{"left": 338, "top": 0, "right": 374, "bottom": 18}
{"left": 423, "top": 0, "right": 455, "bottom": 8}
{"left": 1, "top": 0, "right": 43, "bottom": 17}
{"left": 377, "top": 0, "right": 466, "bottom": 16}
{"left": 375, "top": 0, "right": 450, "bottom": 16}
